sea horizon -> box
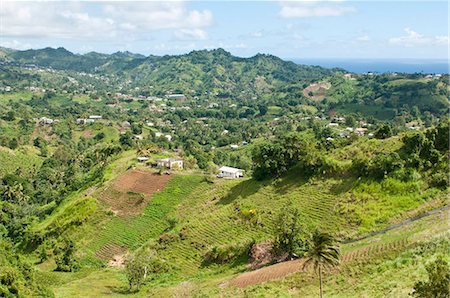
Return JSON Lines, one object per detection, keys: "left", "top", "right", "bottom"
{"left": 290, "top": 58, "right": 449, "bottom": 74}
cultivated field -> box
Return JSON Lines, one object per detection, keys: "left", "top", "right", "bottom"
{"left": 96, "top": 169, "right": 172, "bottom": 217}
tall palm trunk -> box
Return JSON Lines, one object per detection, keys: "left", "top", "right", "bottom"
{"left": 319, "top": 264, "right": 323, "bottom": 298}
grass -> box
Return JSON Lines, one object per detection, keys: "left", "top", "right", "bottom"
{"left": 336, "top": 103, "right": 396, "bottom": 120}
{"left": 82, "top": 175, "right": 205, "bottom": 260}
{"left": 0, "top": 91, "right": 35, "bottom": 103}
{"left": 33, "top": 136, "right": 448, "bottom": 296}
{"left": 0, "top": 145, "right": 43, "bottom": 177}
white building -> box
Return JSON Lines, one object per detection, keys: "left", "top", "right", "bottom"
{"left": 217, "top": 166, "right": 244, "bottom": 179}
{"left": 157, "top": 158, "right": 183, "bottom": 170}
{"left": 39, "top": 117, "right": 54, "bottom": 125}
{"left": 167, "top": 94, "right": 186, "bottom": 101}
{"left": 137, "top": 157, "right": 149, "bottom": 162}
{"left": 89, "top": 115, "right": 102, "bottom": 120}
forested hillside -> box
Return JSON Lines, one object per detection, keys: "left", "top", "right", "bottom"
{"left": 0, "top": 48, "right": 448, "bottom": 297}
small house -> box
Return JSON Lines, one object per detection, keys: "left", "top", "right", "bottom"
{"left": 76, "top": 118, "right": 86, "bottom": 124}
{"left": 39, "top": 117, "right": 54, "bottom": 125}
{"left": 157, "top": 158, "right": 183, "bottom": 170}
{"left": 230, "top": 144, "right": 239, "bottom": 150}
{"left": 354, "top": 128, "right": 368, "bottom": 136}
{"left": 89, "top": 115, "right": 102, "bottom": 120}
{"left": 217, "top": 166, "right": 244, "bottom": 179}
{"left": 167, "top": 94, "right": 186, "bottom": 101}
{"left": 137, "top": 157, "right": 149, "bottom": 162}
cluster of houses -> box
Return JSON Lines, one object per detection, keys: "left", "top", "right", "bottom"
{"left": 37, "top": 117, "right": 58, "bottom": 125}
{"left": 136, "top": 155, "right": 245, "bottom": 179}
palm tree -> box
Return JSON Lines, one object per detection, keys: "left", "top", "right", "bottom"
{"left": 303, "top": 229, "right": 340, "bottom": 298}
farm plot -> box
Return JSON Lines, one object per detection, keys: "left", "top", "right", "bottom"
{"left": 303, "top": 82, "right": 331, "bottom": 100}
{"left": 96, "top": 169, "right": 171, "bottom": 217}
{"left": 84, "top": 175, "right": 204, "bottom": 264}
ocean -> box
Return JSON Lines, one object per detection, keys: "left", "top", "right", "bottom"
{"left": 291, "top": 59, "right": 449, "bottom": 74}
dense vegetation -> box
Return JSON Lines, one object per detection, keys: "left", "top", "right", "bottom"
{"left": 0, "top": 47, "right": 448, "bottom": 296}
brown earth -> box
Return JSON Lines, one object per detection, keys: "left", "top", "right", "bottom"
{"left": 82, "top": 130, "right": 94, "bottom": 138}
{"left": 96, "top": 169, "right": 171, "bottom": 217}
{"left": 303, "top": 82, "right": 331, "bottom": 100}
{"left": 95, "top": 242, "right": 128, "bottom": 266}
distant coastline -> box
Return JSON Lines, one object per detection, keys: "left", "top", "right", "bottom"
{"left": 291, "top": 58, "right": 449, "bottom": 74}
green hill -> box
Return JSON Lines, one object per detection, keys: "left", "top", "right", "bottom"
{"left": 27, "top": 132, "right": 448, "bottom": 296}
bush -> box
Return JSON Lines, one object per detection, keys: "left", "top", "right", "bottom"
{"left": 273, "top": 203, "right": 308, "bottom": 258}
{"left": 429, "top": 172, "right": 449, "bottom": 189}
{"left": 53, "top": 238, "right": 79, "bottom": 272}
{"left": 411, "top": 256, "right": 450, "bottom": 298}
{"left": 203, "top": 240, "right": 255, "bottom": 265}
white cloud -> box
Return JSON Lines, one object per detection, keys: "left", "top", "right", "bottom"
{"left": 0, "top": 1, "right": 213, "bottom": 41}
{"left": 389, "top": 28, "right": 449, "bottom": 47}
{"left": 279, "top": 1, "right": 356, "bottom": 18}
{"left": 250, "top": 31, "right": 264, "bottom": 38}
{"left": 174, "top": 29, "right": 208, "bottom": 40}
{"left": 0, "top": 39, "right": 31, "bottom": 50}
{"left": 356, "top": 35, "right": 370, "bottom": 42}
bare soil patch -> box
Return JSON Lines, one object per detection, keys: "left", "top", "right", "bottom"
{"left": 96, "top": 169, "right": 171, "bottom": 217}
{"left": 303, "top": 82, "right": 331, "bottom": 100}
{"left": 82, "top": 129, "right": 94, "bottom": 138}
{"left": 95, "top": 243, "right": 127, "bottom": 263}
{"left": 231, "top": 258, "right": 306, "bottom": 288}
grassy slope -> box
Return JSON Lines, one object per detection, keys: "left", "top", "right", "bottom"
{"left": 34, "top": 137, "right": 447, "bottom": 296}
{"left": 0, "top": 145, "right": 43, "bottom": 177}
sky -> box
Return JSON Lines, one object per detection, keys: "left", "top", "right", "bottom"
{"left": 0, "top": 0, "right": 448, "bottom": 60}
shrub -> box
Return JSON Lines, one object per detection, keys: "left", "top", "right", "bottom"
{"left": 53, "top": 238, "right": 79, "bottom": 272}
{"left": 429, "top": 172, "right": 449, "bottom": 189}
{"left": 273, "top": 203, "right": 308, "bottom": 258}
{"left": 411, "top": 256, "right": 450, "bottom": 298}
{"left": 203, "top": 240, "right": 255, "bottom": 265}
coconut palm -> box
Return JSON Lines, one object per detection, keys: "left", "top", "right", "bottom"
{"left": 303, "top": 229, "right": 340, "bottom": 298}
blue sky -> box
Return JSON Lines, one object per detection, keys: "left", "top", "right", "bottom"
{"left": 1, "top": 1, "right": 448, "bottom": 59}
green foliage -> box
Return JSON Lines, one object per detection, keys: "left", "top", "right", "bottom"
{"left": 203, "top": 240, "right": 255, "bottom": 265}
{"left": 125, "top": 249, "right": 169, "bottom": 291}
{"left": 411, "top": 256, "right": 450, "bottom": 298}
{"left": 273, "top": 203, "right": 308, "bottom": 257}
{"left": 0, "top": 239, "right": 54, "bottom": 297}
{"left": 252, "top": 132, "right": 321, "bottom": 179}
{"left": 54, "top": 238, "right": 79, "bottom": 272}
{"left": 375, "top": 124, "right": 393, "bottom": 139}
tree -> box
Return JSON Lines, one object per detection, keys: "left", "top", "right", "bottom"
{"left": 411, "top": 256, "right": 450, "bottom": 298}
{"left": 258, "top": 104, "right": 268, "bottom": 116}
{"left": 8, "top": 138, "right": 18, "bottom": 150}
{"left": 273, "top": 203, "right": 308, "bottom": 258}
{"left": 54, "top": 238, "right": 79, "bottom": 272}
{"left": 125, "top": 250, "right": 163, "bottom": 291}
{"left": 345, "top": 115, "right": 356, "bottom": 127}
{"left": 303, "top": 230, "right": 340, "bottom": 298}
{"left": 125, "top": 255, "right": 147, "bottom": 291}
{"left": 374, "top": 124, "right": 392, "bottom": 139}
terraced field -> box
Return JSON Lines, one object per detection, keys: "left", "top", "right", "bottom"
{"left": 83, "top": 175, "right": 205, "bottom": 263}
{"left": 229, "top": 207, "right": 449, "bottom": 289}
